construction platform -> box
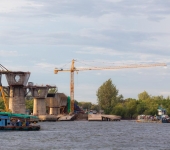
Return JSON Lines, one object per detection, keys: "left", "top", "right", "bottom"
{"left": 88, "top": 114, "right": 121, "bottom": 121}
{"left": 58, "top": 114, "right": 76, "bottom": 121}
{"left": 38, "top": 114, "right": 76, "bottom": 121}
{"left": 38, "top": 115, "right": 59, "bottom": 122}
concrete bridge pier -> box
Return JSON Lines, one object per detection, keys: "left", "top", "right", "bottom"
{"left": 32, "top": 86, "right": 50, "bottom": 116}
{"left": 26, "top": 84, "right": 55, "bottom": 116}
{"left": 9, "top": 86, "right": 26, "bottom": 114}
{"left": 48, "top": 96, "right": 59, "bottom": 115}
{"left": 50, "top": 107, "right": 59, "bottom": 115}
{"left": 46, "top": 93, "right": 67, "bottom": 115}
{"left": 5, "top": 72, "right": 30, "bottom": 114}
{"left": 33, "top": 98, "right": 47, "bottom": 116}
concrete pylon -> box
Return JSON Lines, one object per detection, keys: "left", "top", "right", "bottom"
{"left": 5, "top": 72, "right": 30, "bottom": 114}
{"left": 46, "top": 94, "right": 59, "bottom": 115}
{"left": 27, "top": 84, "right": 55, "bottom": 116}
{"left": 46, "top": 93, "right": 67, "bottom": 115}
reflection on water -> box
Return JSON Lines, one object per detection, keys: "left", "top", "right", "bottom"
{"left": 0, "top": 120, "right": 169, "bottom": 150}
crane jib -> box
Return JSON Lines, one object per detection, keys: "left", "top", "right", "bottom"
{"left": 54, "top": 59, "right": 167, "bottom": 113}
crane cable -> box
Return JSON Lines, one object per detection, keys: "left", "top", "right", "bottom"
{"left": 76, "top": 60, "right": 161, "bottom": 69}
{"left": 60, "top": 60, "right": 73, "bottom": 70}
{"left": 0, "top": 64, "right": 9, "bottom": 71}
{"left": 76, "top": 60, "right": 103, "bottom": 69}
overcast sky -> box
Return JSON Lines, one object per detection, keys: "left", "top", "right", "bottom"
{"left": 0, "top": 0, "right": 170, "bottom": 104}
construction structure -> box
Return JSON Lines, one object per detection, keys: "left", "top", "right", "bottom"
{"left": 25, "top": 83, "right": 56, "bottom": 116}
{"left": 7, "top": 72, "right": 30, "bottom": 114}
{"left": 54, "top": 59, "right": 167, "bottom": 113}
{"left": 46, "top": 93, "right": 67, "bottom": 115}
{"left": 0, "top": 64, "right": 70, "bottom": 121}
{"left": 0, "top": 64, "right": 30, "bottom": 114}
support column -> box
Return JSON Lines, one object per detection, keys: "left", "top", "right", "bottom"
{"left": 33, "top": 98, "right": 46, "bottom": 116}
{"left": 28, "top": 85, "right": 55, "bottom": 116}
{"left": 49, "top": 108, "right": 58, "bottom": 115}
{"left": 5, "top": 72, "right": 30, "bottom": 114}
{"left": 49, "top": 97, "right": 58, "bottom": 115}
{"left": 9, "top": 86, "right": 25, "bottom": 114}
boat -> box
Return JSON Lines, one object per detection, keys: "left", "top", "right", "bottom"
{"left": 0, "top": 112, "right": 40, "bottom": 131}
{"left": 136, "top": 106, "right": 170, "bottom": 123}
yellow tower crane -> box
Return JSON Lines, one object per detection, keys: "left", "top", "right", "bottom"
{"left": 0, "top": 64, "right": 10, "bottom": 112}
{"left": 54, "top": 59, "right": 166, "bottom": 113}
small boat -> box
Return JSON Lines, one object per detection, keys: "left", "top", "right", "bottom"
{"left": 136, "top": 106, "right": 170, "bottom": 123}
{"left": 161, "top": 115, "right": 170, "bottom": 123}
{"left": 0, "top": 112, "right": 40, "bottom": 131}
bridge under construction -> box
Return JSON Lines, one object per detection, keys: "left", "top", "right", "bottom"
{"left": 0, "top": 64, "right": 69, "bottom": 121}
{"left": 0, "top": 60, "right": 167, "bottom": 121}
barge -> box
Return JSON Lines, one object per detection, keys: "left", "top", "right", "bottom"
{"left": 0, "top": 112, "right": 40, "bottom": 131}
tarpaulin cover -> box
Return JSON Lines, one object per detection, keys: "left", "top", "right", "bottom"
{"left": 67, "top": 96, "right": 71, "bottom": 113}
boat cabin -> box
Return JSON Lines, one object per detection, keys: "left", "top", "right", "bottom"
{"left": 158, "top": 106, "right": 166, "bottom": 116}
{"left": 0, "top": 112, "right": 40, "bottom": 131}
{"left": 0, "top": 112, "right": 39, "bottom": 127}
{"left": 0, "top": 114, "right": 10, "bottom": 126}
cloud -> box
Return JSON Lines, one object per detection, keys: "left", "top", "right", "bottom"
{"left": 0, "top": 50, "right": 18, "bottom": 57}
{"left": 1, "top": 28, "right": 170, "bottom": 58}
{"left": 0, "top": 0, "right": 43, "bottom": 14}
{"left": 35, "top": 62, "right": 55, "bottom": 68}
{"left": 1, "top": 0, "right": 170, "bottom": 22}
{"left": 0, "top": 0, "right": 170, "bottom": 60}
{"left": 76, "top": 47, "right": 121, "bottom": 55}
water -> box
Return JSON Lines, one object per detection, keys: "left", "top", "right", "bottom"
{"left": 0, "top": 120, "right": 170, "bottom": 150}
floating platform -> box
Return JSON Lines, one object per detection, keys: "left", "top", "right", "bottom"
{"left": 38, "top": 114, "right": 76, "bottom": 121}
{"left": 88, "top": 114, "right": 121, "bottom": 121}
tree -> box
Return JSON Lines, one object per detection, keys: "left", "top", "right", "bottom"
{"left": 125, "top": 100, "right": 137, "bottom": 119}
{"left": 136, "top": 100, "right": 146, "bottom": 115}
{"left": 48, "top": 88, "right": 58, "bottom": 93}
{"left": 91, "top": 104, "right": 99, "bottom": 112}
{"left": 78, "top": 102, "right": 92, "bottom": 110}
{"left": 138, "top": 91, "right": 150, "bottom": 100}
{"left": 112, "top": 103, "right": 126, "bottom": 118}
{"left": 96, "top": 79, "right": 122, "bottom": 114}
{"left": 25, "top": 99, "right": 33, "bottom": 113}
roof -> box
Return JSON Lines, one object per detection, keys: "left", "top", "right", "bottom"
{"left": 0, "top": 112, "right": 38, "bottom": 119}
{"left": 158, "top": 106, "right": 166, "bottom": 111}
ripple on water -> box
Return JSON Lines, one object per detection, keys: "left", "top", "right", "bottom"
{"left": 0, "top": 121, "right": 170, "bottom": 150}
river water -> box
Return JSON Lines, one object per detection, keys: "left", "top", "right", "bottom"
{"left": 0, "top": 120, "right": 170, "bottom": 150}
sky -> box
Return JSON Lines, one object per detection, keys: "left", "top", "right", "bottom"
{"left": 0, "top": 0, "right": 170, "bottom": 104}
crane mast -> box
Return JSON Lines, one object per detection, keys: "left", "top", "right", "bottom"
{"left": 70, "top": 60, "right": 75, "bottom": 113}
{"left": 54, "top": 60, "right": 166, "bottom": 113}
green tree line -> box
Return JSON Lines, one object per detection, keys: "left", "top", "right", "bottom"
{"left": 96, "top": 79, "right": 170, "bottom": 119}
